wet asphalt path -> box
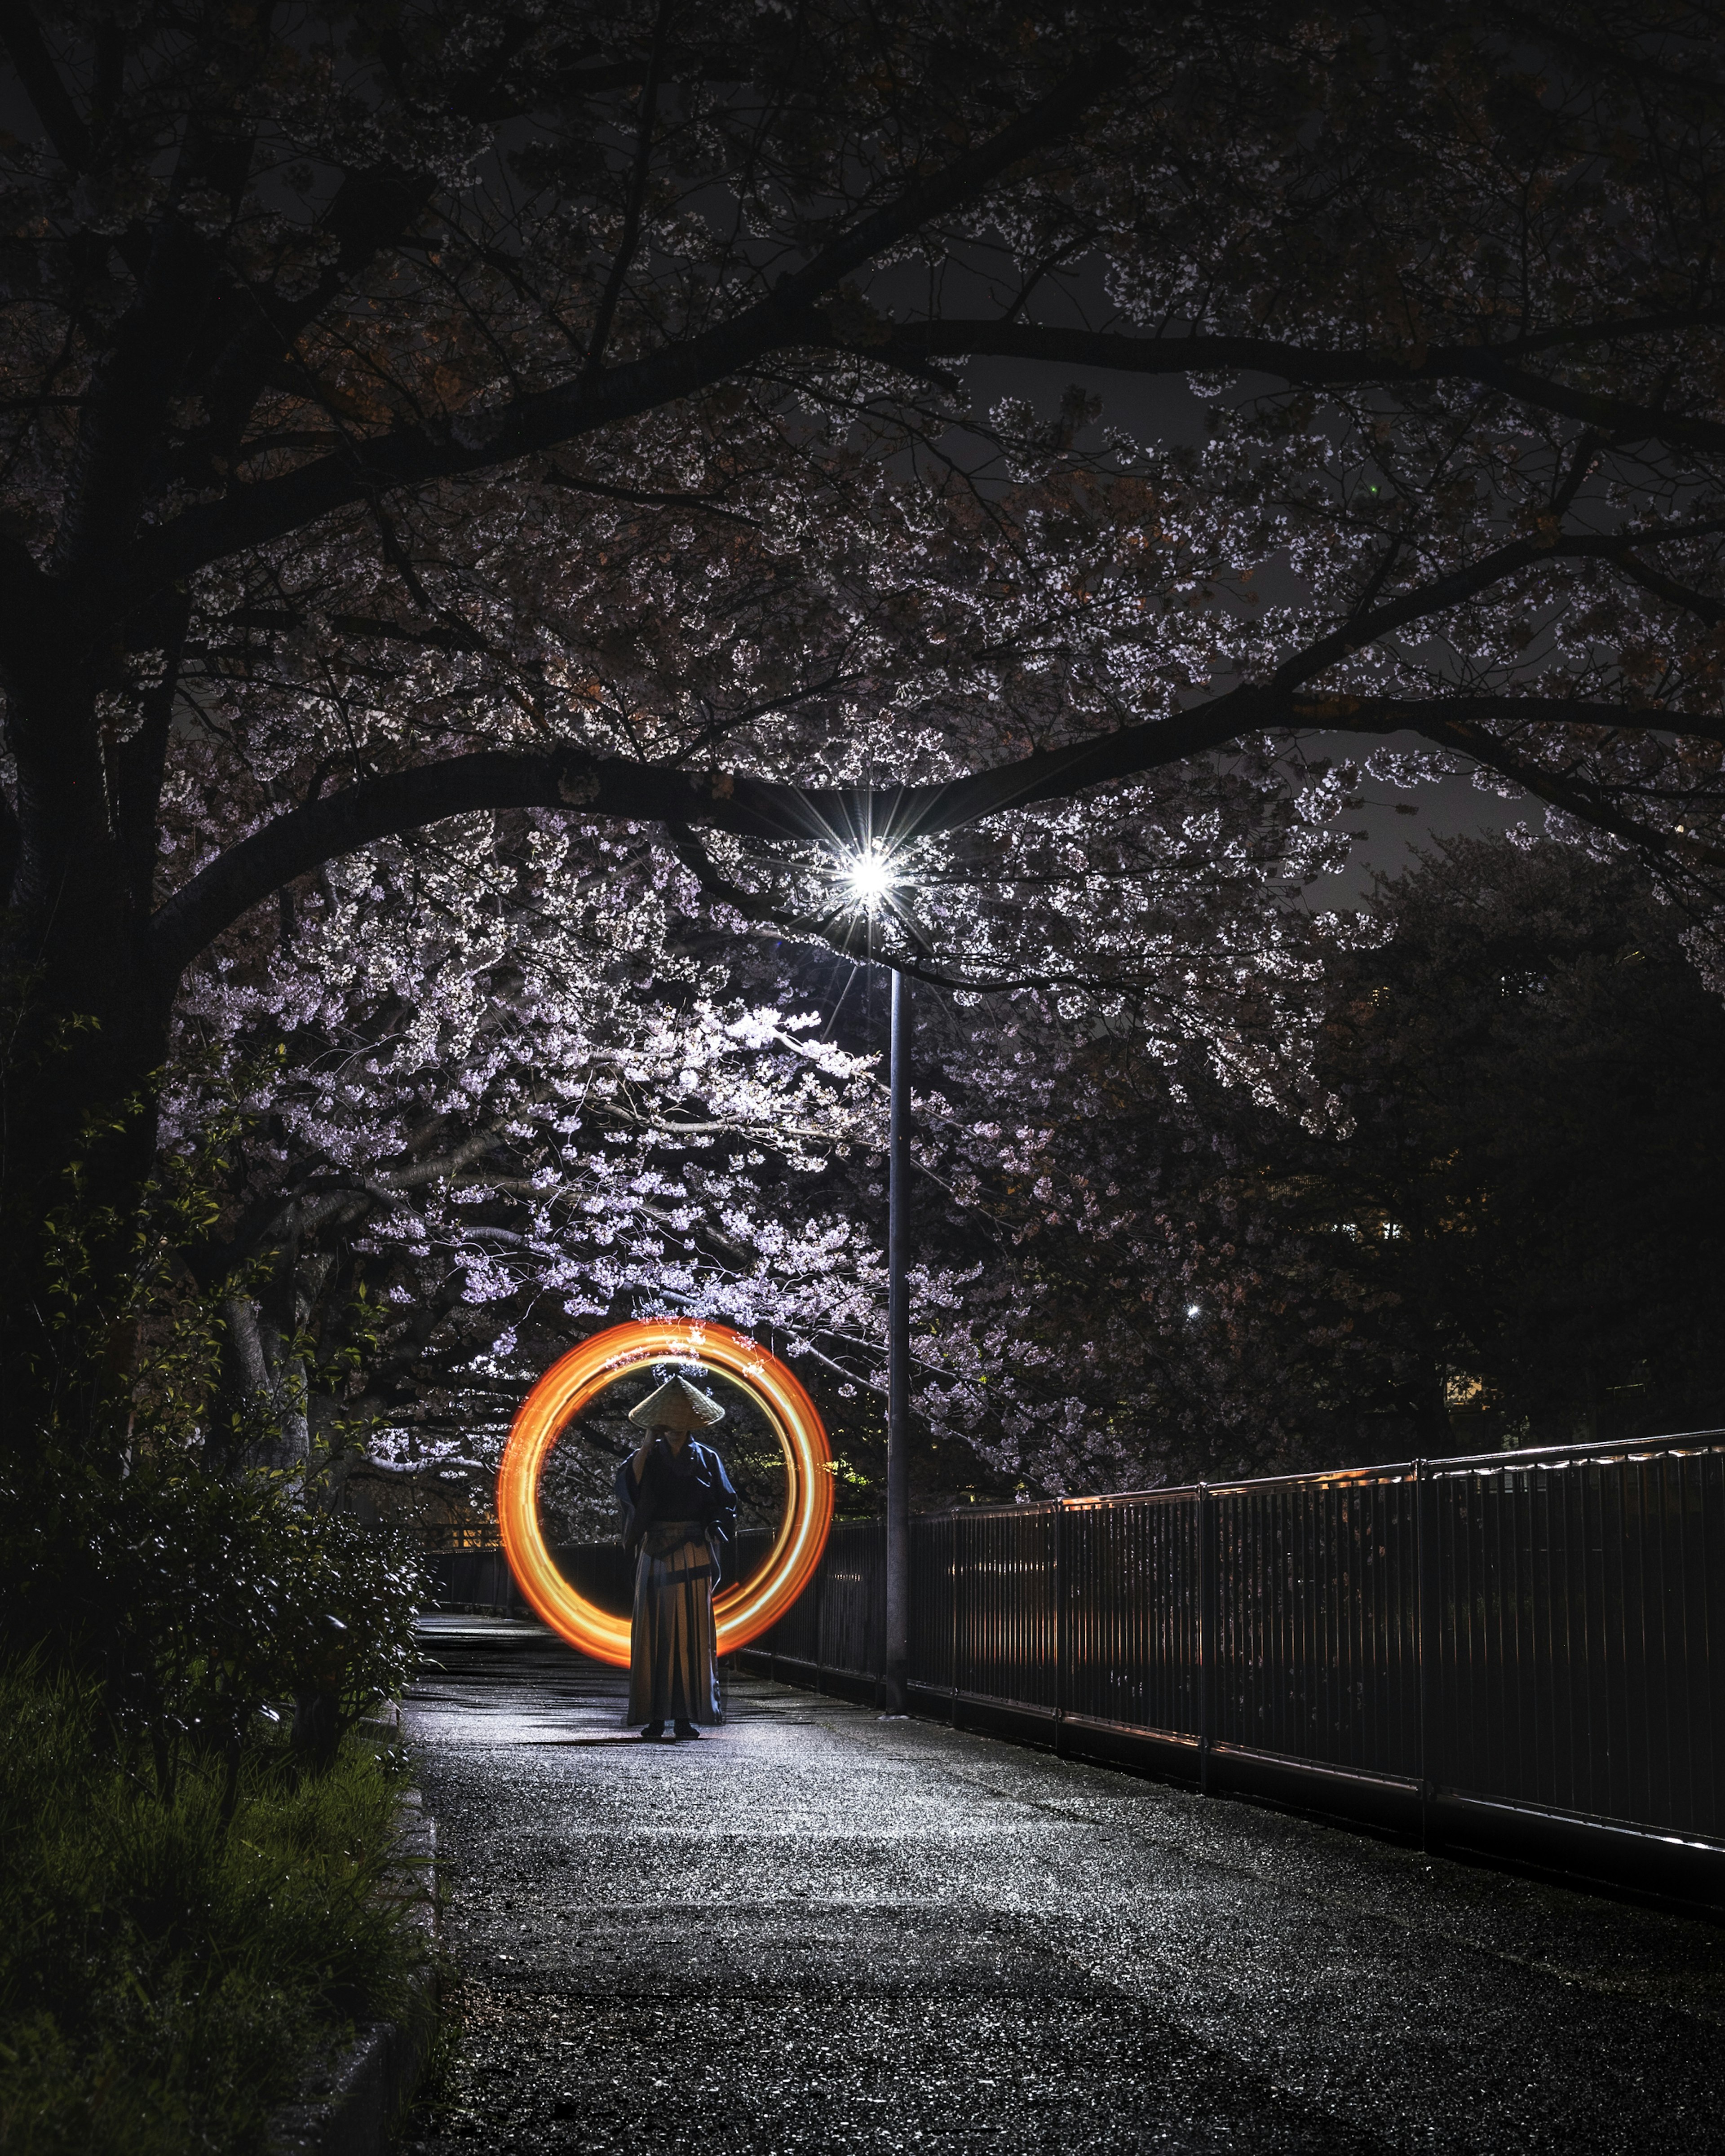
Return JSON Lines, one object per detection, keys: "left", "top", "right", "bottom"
{"left": 402, "top": 1615, "right": 1725, "bottom": 2155}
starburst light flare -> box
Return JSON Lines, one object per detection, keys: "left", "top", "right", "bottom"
{"left": 496, "top": 1319, "right": 834, "bottom": 1668}
{"left": 843, "top": 848, "right": 897, "bottom": 912}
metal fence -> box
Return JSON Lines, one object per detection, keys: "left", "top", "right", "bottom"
{"left": 737, "top": 1431, "right": 1725, "bottom": 1903}
{"left": 422, "top": 1546, "right": 515, "bottom": 1613}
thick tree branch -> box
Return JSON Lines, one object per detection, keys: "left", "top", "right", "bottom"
{"left": 0, "top": 769, "right": 19, "bottom": 907}
{"left": 1371, "top": 709, "right": 1725, "bottom": 878}
{"left": 192, "top": 163, "right": 440, "bottom": 463}
{"left": 0, "top": 0, "right": 93, "bottom": 172}
{"left": 53, "top": 115, "right": 256, "bottom": 579}
{"left": 876, "top": 323, "right": 1725, "bottom": 457}
{"left": 152, "top": 676, "right": 1725, "bottom": 981}
{"left": 190, "top": 14, "right": 555, "bottom": 464}
{"left": 1296, "top": 693, "right": 1725, "bottom": 747}
{"left": 146, "top": 423, "right": 1725, "bottom": 984}
{"left": 224, "top": 606, "right": 486, "bottom": 652}
{"left": 1613, "top": 552, "right": 1725, "bottom": 626}
{"left": 145, "top": 694, "right": 1257, "bottom": 977}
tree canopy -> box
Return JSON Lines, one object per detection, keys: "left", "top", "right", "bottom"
{"left": 4, "top": 0, "right": 1725, "bottom": 1493}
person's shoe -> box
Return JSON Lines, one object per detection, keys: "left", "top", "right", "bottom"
{"left": 673, "top": 1719, "right": 700, "bottom": 1740}
{"left": 640, "top": 1720, "right": 664, "bottom": 1740}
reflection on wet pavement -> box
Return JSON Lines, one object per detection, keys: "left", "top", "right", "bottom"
{"left": 402, "top": 1615, "right": 1725, "bottom": 2154}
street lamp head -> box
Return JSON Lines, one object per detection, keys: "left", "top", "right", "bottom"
{"left": 843, "top": 847, "right": 897, "bottom": 912}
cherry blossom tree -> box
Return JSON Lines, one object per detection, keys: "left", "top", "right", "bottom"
{"left": 171, "top": 804, "right": 888, "bottom": 1520}
{"left": 882, "top": 832, "right": 1725, "bottom": 1498}
{"left": 7, "top": 0, "right": 1725, "bottom": 1467}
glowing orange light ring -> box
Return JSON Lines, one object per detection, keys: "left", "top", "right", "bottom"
{"left": 496, "top": 1319, "right": 834, "bottom": 1668}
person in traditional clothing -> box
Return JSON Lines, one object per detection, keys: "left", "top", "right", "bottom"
{"left": 615, "top": 1372, "right": 738, "bottom": 1740}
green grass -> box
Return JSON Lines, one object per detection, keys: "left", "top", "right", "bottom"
{"left": 0, "top": 1665, "right": 432, "bottom": 2155}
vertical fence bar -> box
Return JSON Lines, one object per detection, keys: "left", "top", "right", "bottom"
{"left": 1198, "top": 1483, "right": 1214, "bottom": 1796}
{"left": 1053, "top": 1501, "right": 1066, "bottom": 1758}
{"left": 951, "top": 1509, "right": 961, "bottom": 1722}
{"left": 815, "top": 1529, "right": 827, "bottom": 1693}
{"left": 877, "top": 1513, "right": 888, "bottom": 1692}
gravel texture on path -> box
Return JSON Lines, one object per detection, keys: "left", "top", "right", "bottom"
{"left": 402, "top": 1615, "right": 1724, "bottom": 2155}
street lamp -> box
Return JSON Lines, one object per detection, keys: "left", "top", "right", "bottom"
{"left": 884, "top": 963, "right": 911, "bottom": 1716}
{"left": 844, "top": 848, "right": 896, "bottom": 913}
{"left": 838, "top": 844, "right": 912, "bottom": 1716}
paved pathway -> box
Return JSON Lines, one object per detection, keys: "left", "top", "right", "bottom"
{"left": 402, "top": 1616, "right": 1725, "bottom": 2155}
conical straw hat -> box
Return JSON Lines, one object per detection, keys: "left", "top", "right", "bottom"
{"left": 627, "top": 1373, "right": 726, "bottom": 1430}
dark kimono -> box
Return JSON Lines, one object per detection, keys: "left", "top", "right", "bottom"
{"left": 615, "top": 1437, "right": 738, "bottom": 1727}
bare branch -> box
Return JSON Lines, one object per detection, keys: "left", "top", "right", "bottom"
{"left": 581, "top": 0, "right": 674, "bottom": 383}
{"left": 118, "top": 46, "right": 1132, "bottom": 600}
{"left": 874, "top": 322, "right": 1725, "bottom": 458}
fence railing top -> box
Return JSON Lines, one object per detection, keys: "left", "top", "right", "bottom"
{"left": 1428, "top": 1427, "right": 1725, "bottom": 1473}
{"left": 902, "top": 1426, "right": 1725, "bottom": 1524}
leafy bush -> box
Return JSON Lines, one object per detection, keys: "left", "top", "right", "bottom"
{"left": 1, "top": 1421, "right": 425, "bottom": 1790}
{"left": 0, "top": 1664, "right": 431, "bottom": 2156}
{"left": 0, "top": 1100, "right": 423, "bottom": 1787}
{"left": 0, "top": 1097, "right": 436, "bottom": 2151}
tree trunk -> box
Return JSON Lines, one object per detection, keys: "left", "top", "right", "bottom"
{"left": 0, "top": 649, "right": 176, "bottom": 1468}
{"left": 290, "top": 1685, "right": 343, "bottom": 1771}
{"left": 220, "top": 1293, "right": 316, "bottom": 1480}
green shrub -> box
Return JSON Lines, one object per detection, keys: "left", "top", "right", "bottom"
{"left": 0, "top": 1664, "right": 431, "bottom": 2156}
{"left": 4, "top": 1441, "right": 425, "bottom": 1787}
{"left": 0, "top": 1100, "right": 423, "bottom": 1786}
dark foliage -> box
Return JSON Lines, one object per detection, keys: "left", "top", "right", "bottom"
{"left": 904, "top": 839, "right": 1725, "bottom": 1489}
{"left": 0, "top": 1666, "right": 429, "bottom": 2156}
{"left": 0, "top": 1112, "right": 421, "bottom": 1785}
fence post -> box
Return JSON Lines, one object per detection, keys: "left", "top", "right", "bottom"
{"left": 1053, "top": 1502, "right": 1066, "bottom": 1758}
{"left": 1198, "top": 1484, "right": 1214, "bottom": 1797}
{"left": 1415, "top": 1457, "right": 1435, "bottom": 1853}
{"left": 815, "top": 1529, "right": 829, "bottom": 1697}
{"left": 950, "top": 1512, "right": 961, "bottom": 1725}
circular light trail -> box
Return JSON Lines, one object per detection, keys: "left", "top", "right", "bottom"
{"left": 495, "top": 1319, "right": 834, "bottom": 1668}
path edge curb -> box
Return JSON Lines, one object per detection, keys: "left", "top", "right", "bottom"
{"left": 270, "top": 1781, "right": 441, "bottom": 2156}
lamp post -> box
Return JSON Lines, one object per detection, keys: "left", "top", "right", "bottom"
{"left": 839, "top": 845, "right": 913, "bottom": 1715}
{"left": 883, "top": 963, "right": 911, "bottom": 1715}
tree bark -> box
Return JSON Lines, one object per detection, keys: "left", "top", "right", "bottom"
{"left": 0, "top": 643, "right": 177, "bottom": 1461}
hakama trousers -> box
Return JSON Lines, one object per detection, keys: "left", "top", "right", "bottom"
{"left": 627, "top": 1523, "right": 722, "bottom": 1726}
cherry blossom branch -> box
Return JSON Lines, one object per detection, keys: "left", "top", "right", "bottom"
{"left": 1298, "top": 693, "right": 1725, "bottom": 747}
{"left": 151, "top": 673, "right": 1725, "bottom": 984}
{"left": 1326, "top": 704, "right": 1725, "bottom": 879}
{"left": 119, "top": 47, "right": 1130, "bottom": 602}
